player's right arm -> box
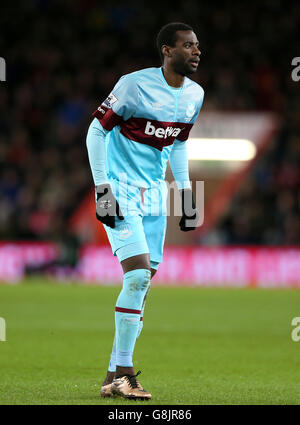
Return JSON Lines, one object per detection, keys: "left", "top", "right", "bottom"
{"left": 86, "top": 118, "right": 123, "bottom": 228}
{"left": 86, "top": 75, "right": 139, "bottom": 228}
{"left": 86, "top": 118, "right": 109, "bottom": 186}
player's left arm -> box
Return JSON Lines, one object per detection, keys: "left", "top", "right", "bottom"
{"left": 169, "top": 139, "right": 199, "bottom": 231}
{"left": 170, "top": 86, "right": 204, "bottom": 232}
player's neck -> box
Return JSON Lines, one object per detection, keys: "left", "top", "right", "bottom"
{"left": 161, "top": 65, "right": 184, "bottom": 88}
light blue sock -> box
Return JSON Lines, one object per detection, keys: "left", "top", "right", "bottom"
{"left": 115, "top": 269, "right": 151, "bottom": 368}
{"left": 108, "top": 273, "right": 151, "bottom": 371}
{"left": 136, "top": 285, "right": 150, "bottom": 338}
{"left": 108, "top": 297, "right": 146, "bottom": 372}
{"left": 108, "top": 315, "right": 144, "bottom": 372}
{"left": 108, "top": 336, "right": 117, "bottom": 372}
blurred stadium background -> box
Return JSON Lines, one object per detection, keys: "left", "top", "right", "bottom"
{"left": 0, "top": 0, "right": 299, "bottom": 285}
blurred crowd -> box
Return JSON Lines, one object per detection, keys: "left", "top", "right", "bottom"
{"left": 0, "top": 0, "right": 299, "bottom": 245}
{"left": 207, "top": 97, "right": 300, "bottom": 245}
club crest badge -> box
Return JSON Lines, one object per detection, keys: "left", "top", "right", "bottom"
{"left": 119, "top": 224, "right": 132, "bottom": 240}
{"left": 185, "top": 101, "right": 196, "bottom": 118}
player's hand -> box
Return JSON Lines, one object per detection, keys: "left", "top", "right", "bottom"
{"left": 179, "top": 189, "right": 199, "bottom": 232}
{"left": 96, "top": 183, "right": 124, "bottom": 229}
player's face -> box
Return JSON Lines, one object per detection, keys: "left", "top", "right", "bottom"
{"left": 171, "top": 30, "right": 201, "bottom": 76}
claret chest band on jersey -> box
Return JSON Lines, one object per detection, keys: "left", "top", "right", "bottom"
{"left": 93, "top": 108, "right": 193, "bottom": 151}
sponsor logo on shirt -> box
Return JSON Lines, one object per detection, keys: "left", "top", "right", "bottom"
{"left": 97, "top": 106, "right": 106, "bottom": 114}
{"left": 144, "top": 121, "right": 183, "bottom": 139}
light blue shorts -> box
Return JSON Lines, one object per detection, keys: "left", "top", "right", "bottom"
{"left": 102, "top": 179, "right": 168, "bottom": 270}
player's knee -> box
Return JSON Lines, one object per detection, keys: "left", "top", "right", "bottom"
{"left": 117, "top": 269, "right": 151, "bottom": 311}
{"left": 123, "top": 268, "right": 151, "bottom": 304}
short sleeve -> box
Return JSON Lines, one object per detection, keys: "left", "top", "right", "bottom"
{"left": 92, "top": 76, "right": 139, "bottom": 131}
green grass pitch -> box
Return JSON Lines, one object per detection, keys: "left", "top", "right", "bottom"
{"left": 0, "top": 278, "right": 300, "bottom": 405}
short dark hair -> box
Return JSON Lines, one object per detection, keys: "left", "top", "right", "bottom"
{"left": 156, "top": 22, "right": 194, "bottom": 63}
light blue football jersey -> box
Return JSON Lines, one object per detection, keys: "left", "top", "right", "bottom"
{"left": 92, "top": 67, "right": 204, "bottom": 188}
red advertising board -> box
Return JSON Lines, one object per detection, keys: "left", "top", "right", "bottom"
{"left": 1, "top": 242, "right": 298, "bottom": 287}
